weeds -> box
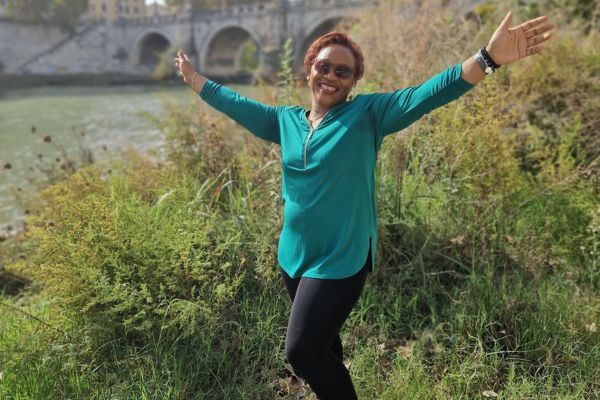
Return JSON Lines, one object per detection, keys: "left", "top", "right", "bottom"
{"left": 1, "top": 1, "right": 599, "bottom": 398}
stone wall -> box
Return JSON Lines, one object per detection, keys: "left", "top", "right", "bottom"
{"left": 0, "top": 21, "right": 68, "bottom": 73}
{"left": 26, "top": 24, "right": 121, "bottom": 74}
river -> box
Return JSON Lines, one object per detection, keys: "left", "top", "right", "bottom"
{"left": 0, "top": 83, "right": 253, "bottom": 233}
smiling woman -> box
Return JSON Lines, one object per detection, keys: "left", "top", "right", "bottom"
{"left": 173, "top": 13, "right": 554, "bottom": 399}
{"left": 303, "top": 33, "right": 364, "bottom": 124}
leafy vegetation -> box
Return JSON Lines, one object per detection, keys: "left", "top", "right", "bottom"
{"left": 165, "top": 0, "right": 266, "bottom": 12}
{"left": 1, "top": 0, "right": 599, "bottom": 399}
{"left": 7, "top": 0, "right": 89, "bottom": 33}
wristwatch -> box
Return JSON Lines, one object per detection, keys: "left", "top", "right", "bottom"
{"left": 473, "top": 47, "right": 501, "bottom": 75}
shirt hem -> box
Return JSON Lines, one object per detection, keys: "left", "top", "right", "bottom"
{"left": 280, "top": 263, "right": 369, "bottom": 280}
{"left": 297, "top": 270, "right": 365, "bottom": 280}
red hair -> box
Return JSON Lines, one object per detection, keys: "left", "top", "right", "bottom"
{"left": 303, "top": 32, "right": 365, "bottom": 81}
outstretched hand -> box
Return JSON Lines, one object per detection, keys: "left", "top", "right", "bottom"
{"left": 486, "top": 11, "right": 554, "bottom": 66}
{"left": 174, "top": 49, "right": 195, "bottom": 84}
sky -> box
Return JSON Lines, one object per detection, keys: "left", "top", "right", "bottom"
{"left": 145, "top": 0, "right": 166, "bottom": 5}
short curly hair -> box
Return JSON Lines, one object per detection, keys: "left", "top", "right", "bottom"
{"left": 303, "top": 32, "right": 365, "bottom": 81}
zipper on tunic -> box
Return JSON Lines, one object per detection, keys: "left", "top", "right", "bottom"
{"left": 302, "top": 111, "right": 328, "bottom": 168}
{"left": 303, "top": 124, "right": 316, "bottom": 168}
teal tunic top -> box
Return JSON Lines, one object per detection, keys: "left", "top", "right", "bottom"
{"left": 199, "top": 63, "right": 475, "bottom": 279}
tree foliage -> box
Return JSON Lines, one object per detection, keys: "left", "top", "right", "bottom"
{"left": 165, "top": 0, "right": 263, "bottom": 12}
{"left": 8, "top": 0, "right": 88, "bottom": 33}
{"left": 239, "top": 40, "right": 259, "bottom": 73}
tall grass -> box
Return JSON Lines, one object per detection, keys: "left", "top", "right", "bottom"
{"left": 1, "top": 0, "right": 599, "bottom": 398}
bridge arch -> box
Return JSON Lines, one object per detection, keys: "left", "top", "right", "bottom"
{"left": 131, "top": 29, "right": 174, "bottom": 74}
{"left": 201, "top": 25, "right": 261, "bottom": 79}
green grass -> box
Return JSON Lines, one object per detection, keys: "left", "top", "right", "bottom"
{"left": 2, "top": 259, "right": 598, "bottom": 399}
{"left": 1, "top": 1, "right": 599, "bottom": 398}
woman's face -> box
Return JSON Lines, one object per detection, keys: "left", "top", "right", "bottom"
{"left": 308, "top": 44, "right": 357, "bottom": 111}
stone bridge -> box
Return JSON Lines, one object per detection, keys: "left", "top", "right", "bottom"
{"left": 1, "top": 0, "right": 373, "bottom": 80}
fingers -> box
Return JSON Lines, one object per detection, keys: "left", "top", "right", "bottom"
{"left": 526, "top": 45, "right": 544, "bottom": 57}
{"left": 174, "top": 49, "right": 187, "bottom": 77}
{"left": 174, "top": 49, "right": 186, "bottom": 63}
{"left": 174, "top": 49, "right": 191, "bottom": 65}
{"left": 177, "top": 49, "right": 190, "bottom": 62}
{"left": 516, "top": 15, "right": 548, "bottom": 32}
{"left": 515, "top": 16, "right": 553, "bottom": 59}
{"left": 524, "top": 22, "right": 554, "bottom": 39}
{"left": 173, "top": 56, "right": 181, "bottom": 75}
{"left": 527, "top": 31, "right": 552, "bottom": 48}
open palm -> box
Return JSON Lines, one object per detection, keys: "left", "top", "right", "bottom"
{"left": 486, "top": 11, "right": 554, "bottom": 66}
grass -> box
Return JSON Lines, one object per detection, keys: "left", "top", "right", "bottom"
{"left": 1, "top": 0, "right": 599, "bottom": 398}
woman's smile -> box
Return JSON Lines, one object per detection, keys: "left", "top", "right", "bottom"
{"left": 318, "top": 82, "right": 339, "bottom": 94}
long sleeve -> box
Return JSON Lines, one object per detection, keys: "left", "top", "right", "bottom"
{"left": 199, "top": 80, "right": 282, "bottom": 145}
{"left": 366, "top": 63, "right": 475, "bottom": 148}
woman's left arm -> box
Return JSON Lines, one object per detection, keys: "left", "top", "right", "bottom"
{"left": 369, "top": 11, "right": 555, "bottom": 141}
{"left": 461, "top": 11, "right": 554, "bottom": 84}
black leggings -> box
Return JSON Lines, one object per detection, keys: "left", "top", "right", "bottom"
{"left": 279, "top": 246, "right": 371, "bottom": 400}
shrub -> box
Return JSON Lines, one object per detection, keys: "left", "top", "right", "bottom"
{"left": 24, "top": 150, "right": 278, "bottom": 345}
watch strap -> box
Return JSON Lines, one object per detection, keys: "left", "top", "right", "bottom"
{"left": 481, "top": 47, "right": 501, "bottom": 69}
{"left": 473, "top": 50, "right": 491, "bottom": 74}
{"left": 473, "top": 48, "right": 500, "bottom": 75}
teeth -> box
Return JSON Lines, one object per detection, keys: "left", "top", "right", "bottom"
{"left": 319, "top": 83, "right": 337, "bottom": 92}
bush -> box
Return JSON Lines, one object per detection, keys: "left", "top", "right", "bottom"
{"left": 2, "top": 1, "right": 599, "bottom": 397}
{"left": 23, "top": 149, "right": 278, "bottom": 346}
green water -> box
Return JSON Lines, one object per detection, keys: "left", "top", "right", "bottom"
{"left": 0, "top": 84, "right": 251, "bottom": 231}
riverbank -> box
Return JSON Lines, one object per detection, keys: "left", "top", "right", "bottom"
{"left": 0, "top": 83, "right": 188, "bottom": 230}
{"left": 0, "top": 73, "right": 165, "bottom": 90}
{"left": 0, "top": 82, "right": 263, "bottom": 231}
{"left": 0, "top": 71, "right": 260, "bottom": 90}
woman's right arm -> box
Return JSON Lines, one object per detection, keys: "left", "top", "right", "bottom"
{"left": 174, "top": 49, "right": 281, "bottom": 145}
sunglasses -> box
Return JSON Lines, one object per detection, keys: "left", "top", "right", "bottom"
{"left": 312, "top": 59, "right": 355, "bottom": 80}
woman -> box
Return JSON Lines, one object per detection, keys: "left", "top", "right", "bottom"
{"left": 174, "top": 11, "right": 553, "bottom": 400}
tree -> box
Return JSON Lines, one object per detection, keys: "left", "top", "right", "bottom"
{"left": 239, "top": 40, "right": 259, "bottom": 72}
{"left": 165, "top": 0, "right": 262, "bottom": 12}
{"left": 8, "top": 0, "right": 88, "bottom": 33}
{"left": 7, "top": 0, "right": 50, "bottom": 23}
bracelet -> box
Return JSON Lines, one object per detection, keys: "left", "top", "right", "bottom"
{"left": 473, "top": 50, "right": 490, "bottom": 74}
{"left": 191, "top": 72, "right": 198, "bottom": 92}
{"left": 473, "top": 47, "right": 501, "bottom": 75}
{"left": 480, "top": 47, "right": 500, "bottom": 69}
